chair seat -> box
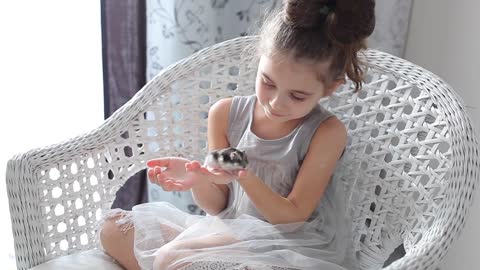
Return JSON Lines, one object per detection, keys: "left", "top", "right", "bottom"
{"left": 29, "top": 249, "right": 122, "bottom": 270}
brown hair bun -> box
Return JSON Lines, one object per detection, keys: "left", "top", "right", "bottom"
{"left": 283, "top": 0, "right": 376, "bottom": 44}
{"left": 328, "top": 0, "right": 375, "bottom": 44}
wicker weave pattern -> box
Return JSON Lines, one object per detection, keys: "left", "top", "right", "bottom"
{"left": 6, "top": 36, "right": 479, "bottom": 270}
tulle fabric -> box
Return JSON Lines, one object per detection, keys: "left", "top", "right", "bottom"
{"left": 98, "top": 95, "right": 357, "bottom": 269}
{"left": 99, "top": 172, "right": 356, "bottom": 270}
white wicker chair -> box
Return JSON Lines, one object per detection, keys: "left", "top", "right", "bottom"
{"left": 7, "top": 36, "right": 479, "bottom": 270}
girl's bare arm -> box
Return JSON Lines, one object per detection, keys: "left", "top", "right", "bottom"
{"left": 191, "top": 98, "right": 233, "bottom": 215}
{"left": 238, "top": 117, "right": 347, "bottom": 224}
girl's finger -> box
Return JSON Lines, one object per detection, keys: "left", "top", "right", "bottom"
{"left": 147, "top": 169, "right": 155, "bottom": 182}
{"left": 211, "top": 169, "right": 229, "bottom": 176}
{"left": 163, "top": 180, "right": 174, "bottom": 191}
{"left": 190, "top": 160, "right": 202, "bottom": 167}
{"left": 164, "top": 180, "right": 185, "bottom": 192}
{"left": 146, "top": 158, "right": 172, "bottom": 168}
{"left": 237, "top": 169, "right": 248, "bottom": 178}
{"left": 156, "top": 174, "right": 174, "bottom": 190}
{"left": 156, "top": 171, "right": 167, "bottom": 182}
{"left": 171, "top": 182, "right": 185, "bottom": 191}
{"left": 199, "top": 167, "right": 212, "bottom": 175}
{"left": 206, "top": 168, "right": 222, "bottom": 175}
{"left": 185, "top": 162, "right": 200, "bottom": 172}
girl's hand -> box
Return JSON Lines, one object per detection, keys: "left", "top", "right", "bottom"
{"left": 185, "top": 161, "right": 245, "bottom": 185}
{"left": 147, "top": 157, "right": 206, "bottom": 192}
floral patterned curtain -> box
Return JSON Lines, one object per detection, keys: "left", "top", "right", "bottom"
{"left": 145, "top": 0, "right": 413, "bottom": 215}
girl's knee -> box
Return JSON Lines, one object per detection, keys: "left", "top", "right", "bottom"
{"left": 99, "top": 214, "right": 133, "bottom": 251}
{"left": 100, "top": 217, "right": 140, "bottom": 270}
{"left": 100, "top": 219, "right": 122, "bottom": 249}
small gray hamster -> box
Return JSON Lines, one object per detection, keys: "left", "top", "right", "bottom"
{"left": 204, "top": 147, "right": 249, "bottom": 171}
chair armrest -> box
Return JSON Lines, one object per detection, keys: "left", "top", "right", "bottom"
{"left": 384, "top": 141, "right": 479, "bottom": 269}
{"left": 6, "top": 100, "right": 159, "bottom": 269}
{"left": 6, "top": 135, "right": 144, "bottom": 269}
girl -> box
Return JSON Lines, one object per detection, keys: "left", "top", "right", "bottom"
{"left": 100, "top": 0, "right": 376, "bottom": 269}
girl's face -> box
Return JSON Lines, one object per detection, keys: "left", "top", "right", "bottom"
{"left": 255, "top": 53, "right": 342, "bottom": 123}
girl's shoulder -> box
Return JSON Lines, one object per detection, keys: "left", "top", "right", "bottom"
{"left": 209, "top": 96, "right": 253, "bottom": 148}
{"left": 210, "top": 97, "right": 233, "bottom": 113}
{"left": 210, "top": 95, "right": 254, "bottom": 115}
{"left": 309, "top": 115, "right": 347, "bottom": 156}
{"left": 208, "top": 98, "right": 233, "bottom": 130}
{"left": 230, "top": 95, "right": 256, "bottom": 108}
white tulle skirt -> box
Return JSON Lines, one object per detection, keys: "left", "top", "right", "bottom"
{"left": 99, "top": 178, "right": 357, "bottom": 270}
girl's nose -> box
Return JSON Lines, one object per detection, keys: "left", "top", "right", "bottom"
{"left": 269, "top": 93, "right": 287, "bottom": 110}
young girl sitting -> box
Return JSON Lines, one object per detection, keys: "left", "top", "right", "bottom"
{"left": 100, "top": 0, "right": 376, "bottom": 269}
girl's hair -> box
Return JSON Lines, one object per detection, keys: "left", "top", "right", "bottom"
{"left": 259, "top": 0, "right": 376, "bottom": 92}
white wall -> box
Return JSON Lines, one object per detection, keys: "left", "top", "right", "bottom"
{"left": 404, "top": 0, "right": 480, "bottom": 269}
{"left": 0, "top": 2, "right": 103, "bottom": 268}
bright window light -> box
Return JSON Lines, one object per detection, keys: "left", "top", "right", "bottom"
{"left": 0, "top": 2, "right": 103, "bottom": 268}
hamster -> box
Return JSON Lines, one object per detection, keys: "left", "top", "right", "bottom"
{"left": 204, "top": 147, "right": 249, "bottom": 171}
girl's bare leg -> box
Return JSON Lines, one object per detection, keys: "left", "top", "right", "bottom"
{"left": 101, "top": 213, "right": 184, "bottom": 270}
{"left": 100, "top": 216, "right": 141, "bottom": 270}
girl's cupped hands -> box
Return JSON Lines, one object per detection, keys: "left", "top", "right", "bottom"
{"left": 147, "top": 157, "right": 246, "bottom": 191}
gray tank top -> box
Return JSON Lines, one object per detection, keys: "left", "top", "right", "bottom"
{"left": 219, "top": 95, "right": 334, "bottom": 220}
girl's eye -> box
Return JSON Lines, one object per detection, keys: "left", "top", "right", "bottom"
{"left": 290, "top": 94, "right": 305, "bottom": 101}
{"left": 262, "top": 80, "right": 275, "bottom": 89}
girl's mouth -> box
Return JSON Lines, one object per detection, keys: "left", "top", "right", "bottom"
{"left": 268, "top": 109, "right": 286, "bottom": 117}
